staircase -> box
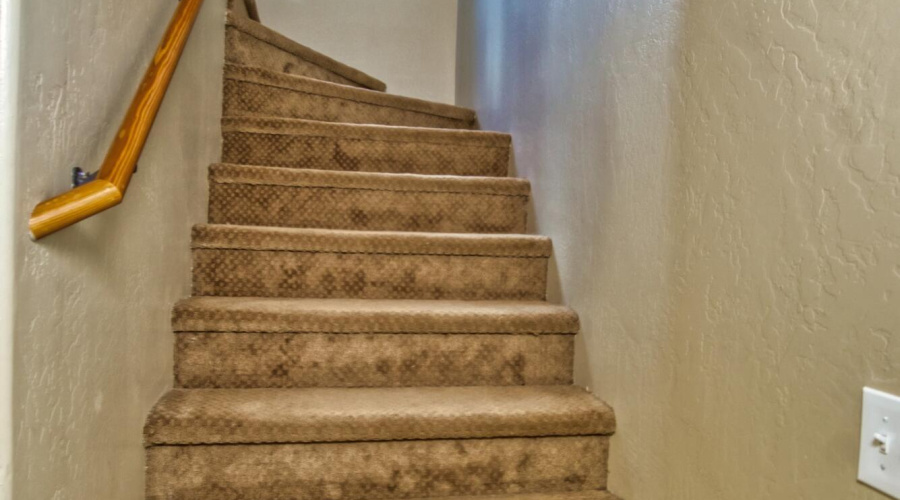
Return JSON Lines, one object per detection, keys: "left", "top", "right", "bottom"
{"left": 144, "top": 6, "right": 619, "bottom": 499}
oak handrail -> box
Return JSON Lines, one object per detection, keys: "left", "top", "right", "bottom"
{"left": 28, "top": 0, "right": 205, "bottom": 240}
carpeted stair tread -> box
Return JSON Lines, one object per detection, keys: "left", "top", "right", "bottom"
{"left": 173, "top": 297, "right": 578, "bottom": 333}
{"left": 173, "top": 299, "right": 577, "bottom": 389}
{"left": 191, "top": 225, "right": 550, "bottom": 300}
{"left": 209, "top": 163, "right": 528, "bottom": 195}
{"left": 207, "top": 164, "right": 529, "bottom": 232}
{"left": 226, "top": 12, "right": 386, "bottom": 91}
{"left": 221, "top": 116, "right": 511, "bottom": 176}
{"left": 144, "top": 385, "right": 615, "bottom": 446}
{"left": 224, "top": 63, "right": 477, "bottom": 129}
{"left": 192, "top": 224, "right": 550, "bottom": 256}
{"left": 408, "top": 492, "right": 621, "bottom": 500}
{"left": 173, "top": 297, "right": 577, "bottom": 388}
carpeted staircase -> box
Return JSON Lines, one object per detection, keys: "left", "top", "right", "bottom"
{"left": 144, "top": 5, "right": 619, "bottom": 499}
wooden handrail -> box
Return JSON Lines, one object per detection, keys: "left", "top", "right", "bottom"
{"left": 28, "top": 0, "right": 205, "bottom": 240}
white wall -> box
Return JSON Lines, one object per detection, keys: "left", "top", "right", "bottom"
{"left": 12, "top": 0, "right": 225, "bottom": 498}
{"left": 0, "top": 0, "right": 19, "bottom": 497}
{"left": 258, "top": 0, "right": 458, "bottom": 104}
{"left": 457, "top": 1, "right": 900, "bottom": 499}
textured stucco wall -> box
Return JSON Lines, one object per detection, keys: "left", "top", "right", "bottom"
{"left": 457, "top": 1, "right": 900, "bottom": 499}
{"left": 0, "top": 0, "right": 19, "bottom": 497}
{"left": 258, "top": 0, "right": 458, "bottom": 104}
{"left": 12, "top": 0, "right": 225, "bottom": 498}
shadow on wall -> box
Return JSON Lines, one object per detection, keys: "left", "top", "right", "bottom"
{"left": 458, "top": 0, "right": 900, "bottom": 499}
{"left": 458, "top": 2, "right": 678, "bottom": 495}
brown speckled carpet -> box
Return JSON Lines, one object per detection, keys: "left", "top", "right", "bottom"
{"left": 144, "top": 5, "right": 619, "bottom": 500}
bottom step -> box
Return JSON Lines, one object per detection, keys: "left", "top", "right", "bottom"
{"left": 145, "top": 386, "right": 614, "bottom": 499}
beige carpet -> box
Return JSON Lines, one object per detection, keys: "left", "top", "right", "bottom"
{"left": 145, "top": 6, "right": 620, "bottom": 500}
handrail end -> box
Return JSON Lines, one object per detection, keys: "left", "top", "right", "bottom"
{"left": 29, "top": 180, "right": 124, "bottom": 241}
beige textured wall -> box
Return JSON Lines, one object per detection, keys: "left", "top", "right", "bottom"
{"left": 457, "top": 1, "right": 900, "bottom": 499}
{"left": 258, "top": 0, "right": 458, "bottom": 103}
{"left": 12, "top": 0, "right": 225, "bottom": 498}
{"left": 0, "top": 0, "right": 19, "bottom": 497}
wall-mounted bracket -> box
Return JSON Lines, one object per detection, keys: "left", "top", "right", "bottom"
{"left": 71, "top": 167, "right": 98, "bottom": 188}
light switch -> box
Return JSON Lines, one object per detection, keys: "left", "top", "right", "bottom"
{"left": 859, "top": 387, "right": 900, "bottom": 498}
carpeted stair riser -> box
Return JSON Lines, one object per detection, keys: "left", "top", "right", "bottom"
{"left": 224, "top": 64, "right": 476, "bottom": 129}
{"left": 221, "top": 117, "right": 511, "bottom": 177}
{"left": 175, "top": 332, "right": 573, "bottom": 388}
{"left": 172, "top": 297, "right": 579, "bottom": 388}
{"left": 207, "top": 164, "right": 529, "bottom": 233}
{"left": 225, "top": 13, "right": 386, "bottom": 91}
{"left": 191, "top": 226, "right": 550, "bottom": 300}
{"left": 146, "top": 436, "right": 609, "bottom": 500}
{"left": 192, "top": 250, "right": 548, "bottom": 300}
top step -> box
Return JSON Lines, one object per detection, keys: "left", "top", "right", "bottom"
{"left": 225, "top": 12, "right": 387, "bottom": 92}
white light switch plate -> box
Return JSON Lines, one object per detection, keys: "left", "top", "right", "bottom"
{"left": 859, "top": 387, "right": 900, "bottom": 498}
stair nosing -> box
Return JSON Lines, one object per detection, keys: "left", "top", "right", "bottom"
{"left": 221, "top": 116, "right": 509, "bottom": 147}
{"left": 144, "top": 385, "right": 616, "bottom": 447}
{"left": 191, "top": 224, "right": 552, "bottom": 257}
{"left": 209, "top": 163, "right": 530, "bottom": 197}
